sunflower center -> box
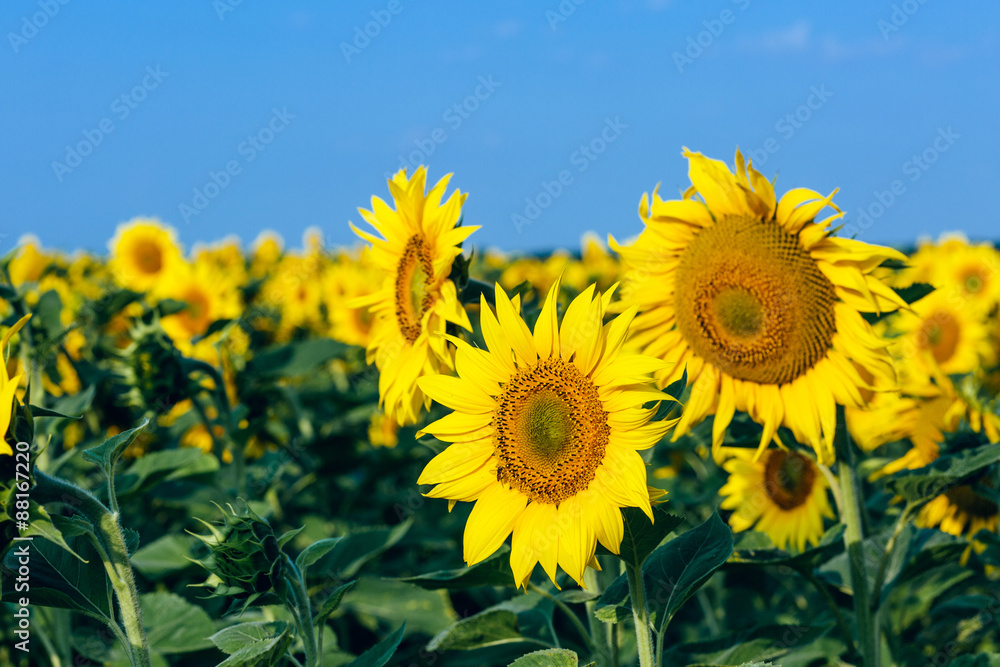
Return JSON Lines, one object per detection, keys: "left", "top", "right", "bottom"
{"left": 134, "top": 240, "right": 163, "bottom": 274}
{"left": 713, "top": 288, "right": 765, "bottom": 337}
{"left": 395, "top": 235, "right": 435, "bottom": 343}
{"left": 763, "top": 450, "right": 815, "bottom": 510}
{"left": 919, "top": 311, "right": 960, "bottom": 365}
{"left": 178, "top": 288, "right": 212, "bottom": 335}
{"left": 674, "top": 214, "right": 837, "bottom": 385}
{"left": 945, "top": 484, "right": 998, "bottom": 519}
{"left": 960, "top": 267, "right": 986, "bottom": 295}
{"left": 493, "top": 357, "right": 609, "bottom": 505}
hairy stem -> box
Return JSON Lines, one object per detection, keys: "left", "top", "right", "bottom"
{"left": 33, "top": 471, "right": 151, "bottom": 667}
{"left": 624, "top": 562, "right": 654, "bottom": 667}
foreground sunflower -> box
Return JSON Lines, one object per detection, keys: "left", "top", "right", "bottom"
{"left": 108, "top": 218, "right": 183, "bottom": 292}
{"left": 350, "top": 167, "right": 478, "bottom": 425}
{"left": 416, "top": 282, "right": 674, "bottom": 587}
{"left": 613, "top": 148, "right": 907, "bottom": 464}
{"left": 719, "top": 447, "right": 833, "bottom": 551}
{"left": 0, "top": 315, "right": 31, "bottom": 456}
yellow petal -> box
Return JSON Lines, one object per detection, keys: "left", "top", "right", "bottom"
{"left": 464, "top": 483, "right": 526, "bottom": 565}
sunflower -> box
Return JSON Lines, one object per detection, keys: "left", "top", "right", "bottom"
{"left": 368, "top": 411, "right": 399, "bottom": 449}
{"left": 894, "top": 233, "right": 1000, "bottom": 314}
{"left": 613, "top": 148, "right": 907, "bottom": 464}
{"left": 9, "top": 236, "right": 52, "bottom": 286}
{"left": 350, "top": 166, "right": 478, "bottom": 426}
{"left": 888, "top": 289, "right": 995, "bottom": 377}
{"left": 719, "top": 447, "right": 834, "bottom": 551}
{"left": 108, "top": 218, "right": 183, "bottom": 292}
{"left": 160, "top": 261, "right": 242, "bottom": 347}
{"left": 919, "top": 480, "right": 998, "bottom": 564}
{"left": 325, "top": 250, "right": 381, "bottom": 348}
{"left": 416, "top": 281, "right": 674, "bottom": 588}
{"left": 0, "top": 315, "right": 31, "bottom": 456}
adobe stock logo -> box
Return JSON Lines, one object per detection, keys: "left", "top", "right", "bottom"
{"left": 7, "top": 0, "right": 71, "bottom": 54}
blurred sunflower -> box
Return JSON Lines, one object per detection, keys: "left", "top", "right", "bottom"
{"left": 416, "top": 282, "right": 674, "bottom": 588}
{"left": 108, "top": 218, "right": 183, "bottom": 292}
{"left": 350, "top": 166, "right": 478, "bottom": 425}
{"left": 890, "top": 289, "right": 995, "bottom": 376}
{"left": 613, "top": 148, "right": 907, "bottom": 464}
{"left": 0, "top": 315, "right": 31, "bottom": 456}
{"left": 9, "top": 236, "right": 53, "bottom": 286}
{"left": 159, "top": 260, "right": 242, "bottom": 360}
{"left": 919, "top": 480, "right": 998, "bottom": 564}
{"left": 368, "top": 411, "right": 399, "bottom": 449}
{"left": 719, "top": 447, "right": 834, "bottom": 551}
{"left": 325, "top": 250, "right": 380, "bottom": 348}
{"left": 894, "top": 233, "right": 1000, "bottom": 313}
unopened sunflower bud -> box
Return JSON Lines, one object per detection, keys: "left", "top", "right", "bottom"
{"left": 190, "top": 503, "right": 285, "bottom": 608}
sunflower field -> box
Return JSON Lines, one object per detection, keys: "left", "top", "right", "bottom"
{"left": 2, "top": 151, "right": 1000, "bottom": 667}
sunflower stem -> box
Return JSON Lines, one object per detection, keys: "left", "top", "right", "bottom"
{"left": 624, "top": 561, "right": 655, "bottom": 667}
{"left": 833, "top": 406, "right": 879, "bottom": 667}
{"left": 33, "top": 471, "right": 151, "bottom": 667}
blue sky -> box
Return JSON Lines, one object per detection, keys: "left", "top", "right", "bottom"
{"left": 1, "top": 1, "right": 997, "bottom": 255}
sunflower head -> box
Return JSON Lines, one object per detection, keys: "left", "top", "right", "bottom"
{"left": 613, "top": 148, "right": 907, "bottom": 465}
{"left": 416, "top": 281, "right": 675, "bottom": 588}
{"left": 349, "top": 167, "right": 478, "bottom": 425}
{"left": 108, "top": 218, "right": 183, "bottom": 292}
{"left": 719, "top": 447, "right": 834, "bottom": 552}
{"left": 889, "top": 289, "right": 995, "bottom": 377}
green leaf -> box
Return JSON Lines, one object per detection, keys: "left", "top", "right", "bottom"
{"left": 509, "top": 648, "right": 579, "bottom": 666}
{"left": 663, "top": 624, "right": 832, "bottom": 666}
{"left": 618, "top": 507, "right": 684, "bottom": 568}
{"left": 725, "top": 525, "right": 845, "bottom": 571}
{"left": 117, "top": 448, "right": 219, "bottom": 496}
{"left": 26, "top": 405, "right": 83, "bottom": 420}
{"left": 882, "top": 441, "right": 1000, "bottom": 502}
{"left": 346, "top": 623, "right": 405, "bottom": 667}
{"left": 82, "top": 418, "right": 150, "bottom": 480}
{"left": 211, "top": 621, "right": 288, "bottom": 654}
{"left": 216, "top": 629, "right": 292, "bottom": 667}
{"left": 23, "top": 502, "right": 90, "bottom": 562}
{"left": 248, "top": 339, "right": 349, "bottom": 378}
{"left": 314, "top": 580, "right": 356, "bottom": 627}
{"left": 49, "top": 384, "right": 96, "bottom": 419}
{"left": 398, "top": 545, "right": 515, "bottom": 590}
{"left": 277, "top": 526, "right": 304, "bottom": 549}
{"left": 426, "top": 609, "right": 523, "bottom": 652}
{"left": 314, "top": 520, "right": 411, "bottom": 579}
{"left": 593, "top": 575, "right": 631, "bottom": 624}
{"left": 296, "top": 537, "right": 344, "bottom": 573}
{"left": 644, "top": 512, "right": 734, "bottom": 633}
{"left": 1, "top": 534, "right": 112, "bottom": 622}
{"left": 342, "top": 578, "right": 456, "bottom": 637}
{"left": 140, "top": 592, "right": 216, "bottom": 654}
{"left": 131, "top": 534, "right": 197, "bottom": 578}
